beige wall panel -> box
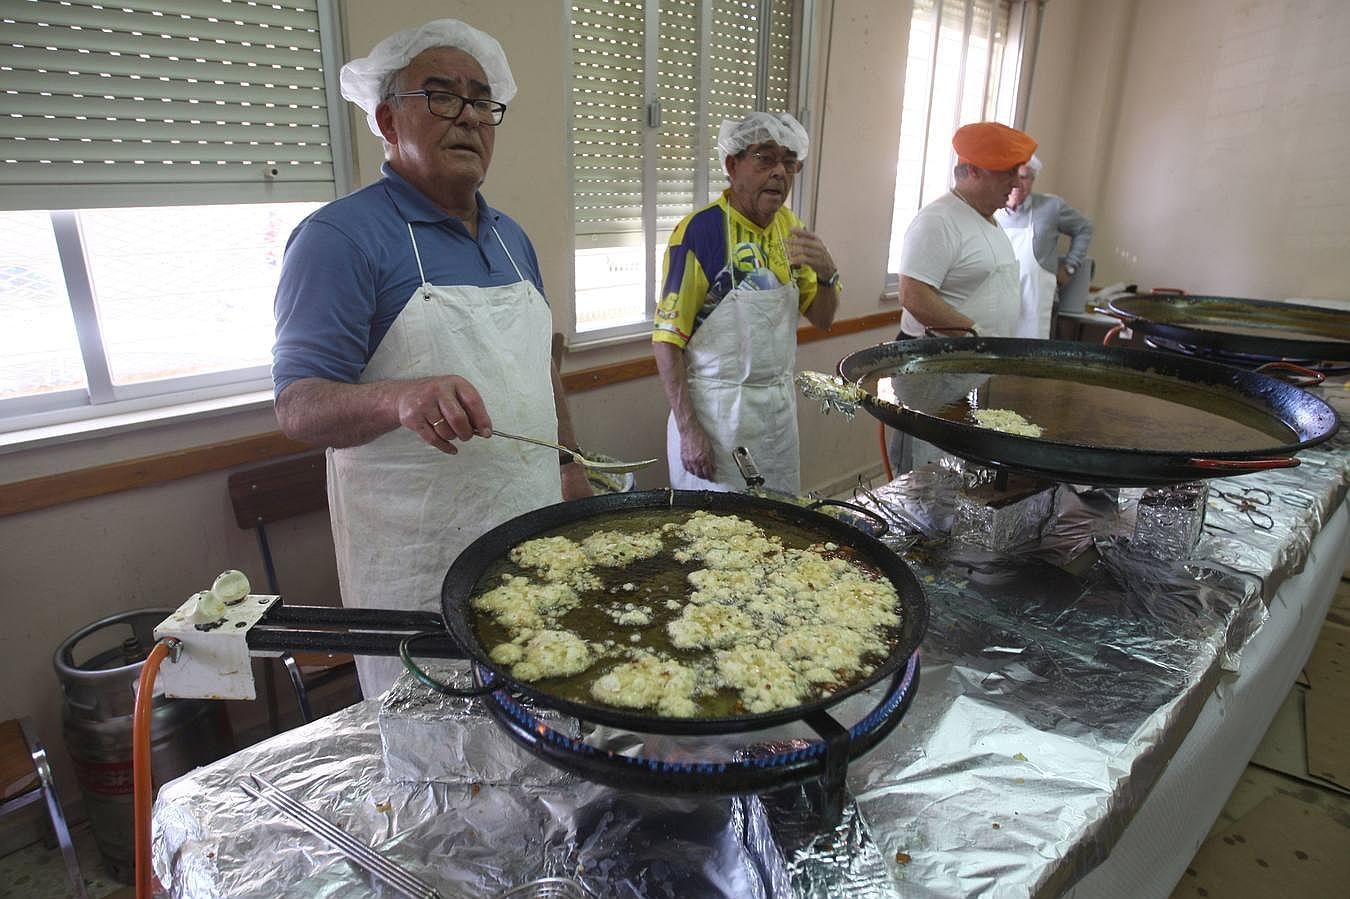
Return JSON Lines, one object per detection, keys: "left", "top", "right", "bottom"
{"left": 1083, "top": 0, "right": 1350, "bottom": 298}
{"left": 1021, "top": 0, "right": 1082, "bottom": 199}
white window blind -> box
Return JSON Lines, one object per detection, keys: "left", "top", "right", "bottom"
{"left": 571, "top": 0, "right": 798, "bottom": 338}
{"left": 701, "top": 0, "right": 793, "bottom": 205}
{"left": 572, "top": 0, "right": 645, "bottom": 242}
{"left": 0, "top": 0, "right": 346, "bottom": 211}
{"left": 887, "top": 0, "right": 1023, "bottom": 277}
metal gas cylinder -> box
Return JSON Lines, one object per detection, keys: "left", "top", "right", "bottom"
{"left": 53, "top": 608, "right": 232, "bottom": 883}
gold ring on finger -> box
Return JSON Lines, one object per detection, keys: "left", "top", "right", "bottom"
{"left": 429, "top": 417, "right": 446, "bottom": 429}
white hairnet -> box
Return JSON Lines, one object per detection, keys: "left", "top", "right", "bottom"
{"left": 340, "top": 19, "right": 518, "bottom": 137}
{"left": 1026, "top": 153, "right": 1043, "bottom": 175}
{"left": 716, "top": 112, "right": 809, "bottom": 169}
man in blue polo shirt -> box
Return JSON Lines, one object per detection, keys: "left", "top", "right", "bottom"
{"left": 272, "top": 19, "right": 589, "bottom": 694}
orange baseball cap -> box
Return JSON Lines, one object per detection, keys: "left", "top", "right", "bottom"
{"left": 952, "top": 122, "right": 1037, "bottom": 171}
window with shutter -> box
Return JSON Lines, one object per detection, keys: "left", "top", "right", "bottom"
{"left": 570, "top": 0, "right": 801, "bottom": 340}
{"left": 0, "top": 0, "right": 351, "bottom": 435}
{"left": 887, "top": 0, "right": 1023, "bottom": 281}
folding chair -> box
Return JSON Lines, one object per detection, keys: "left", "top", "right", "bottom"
{"left": 227, "top": 452, "right": 359, "bottom": 728}
{"left": 0, "top": 717, "right": 88, "bottom": 899}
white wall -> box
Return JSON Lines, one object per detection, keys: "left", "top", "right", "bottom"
{"left": 1066, "top": 0, "right": 1350, "bottom": 299}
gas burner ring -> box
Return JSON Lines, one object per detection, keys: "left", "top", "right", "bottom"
{"left": 475, "top": 652, "right": 921, "bottom": 826}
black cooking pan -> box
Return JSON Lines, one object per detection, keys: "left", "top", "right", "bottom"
{"left": 1105, "top": 294, "right": 1350, "bottom": 362}
{"left": 440, "top": 489, "right": 928, "bottom": 735}
{"left": 838, "top": 337, "right": 1340, "bottom": 487}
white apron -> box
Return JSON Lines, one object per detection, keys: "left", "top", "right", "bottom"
{"left": 328, "top": 222, "right": 561, "bottom": 696}
{"left": 1004, "top": 198, "right": 1057, "bottom": 339}
{"left": 667, "top": 219, "right": 801, "bottom": 494}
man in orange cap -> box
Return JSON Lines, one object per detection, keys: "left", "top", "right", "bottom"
{"left": 897, "top": 121, "right": 1037, "bottom": 340}
{"left": 888, "top": 121, "right": 1036, "bottom": 471}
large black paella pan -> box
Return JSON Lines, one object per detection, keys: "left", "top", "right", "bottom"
{"left": 1105, "top": 293, "right": 1350, "bottom": 363}
{"left": 439, "top": 489, "right": 929, "bottom": 736}
{"left": 839, "top": 337, "right": 1340, "bottom": 487}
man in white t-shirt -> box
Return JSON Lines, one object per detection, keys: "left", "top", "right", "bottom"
{"left": 889, "top": 122, "right": 1036, "bottom": 472}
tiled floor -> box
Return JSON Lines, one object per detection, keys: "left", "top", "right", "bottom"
{"left": 1170, "top": 575, "right": 1350, "bottom": 899}
{"left": 0, "top": 822, "right": 128, "bottom": 899}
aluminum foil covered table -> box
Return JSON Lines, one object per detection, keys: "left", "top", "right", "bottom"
{"left": 153, "top": 389, "right": 1349, "bottom": 898}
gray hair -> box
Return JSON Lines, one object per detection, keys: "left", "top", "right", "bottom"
{"left": 375, "top": 68, "right": 404, "bottom": 158}
{"left": 378, "top": 68, "right": 403, "bottom": 107}
{"left": 372, "top": 68, "right": 402, "bottom": 157}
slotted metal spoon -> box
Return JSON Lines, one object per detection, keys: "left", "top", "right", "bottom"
{"left": 492, "top": 430, "right": 657, "bottom": 474}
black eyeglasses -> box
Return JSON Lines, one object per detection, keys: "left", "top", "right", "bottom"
{"left": 746, "top": 150, "right": 802, "bottom": 174}
{"left": 391, "top": 90, "right": 507, "bottom": 125}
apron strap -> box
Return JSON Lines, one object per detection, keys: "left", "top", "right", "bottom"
{"left": 490, "top": 224, "right": 528, "bottom": 282}
{"left": 407, "top": 221, "right": 529, "bottom": 290}
{"left": 406, "top": 222, "right": 432, "bottom": 299}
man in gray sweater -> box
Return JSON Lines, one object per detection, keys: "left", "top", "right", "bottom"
{"left": 994, "top": 155, "right": 1094, "bottom": 338}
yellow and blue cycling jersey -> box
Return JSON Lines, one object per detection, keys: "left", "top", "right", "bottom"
{"left": 652, "top": 190, "right": 820, "bottom": 349}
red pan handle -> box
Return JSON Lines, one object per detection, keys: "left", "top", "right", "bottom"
{"left": 1254, "top": 361, "right": 1326, "bottom": 387}
{"left": 1188, "top": 457, "right": 1301, "bottom": 472}
{"left": 1151, "top": 287, "right": 1187, "bottom": 295}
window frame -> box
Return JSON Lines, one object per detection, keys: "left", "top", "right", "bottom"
{"left": 884, "top": 0, "right": 1029, "bottom": 295}
{"left": 0, "top": 0, "right": 354, "bottom": 439}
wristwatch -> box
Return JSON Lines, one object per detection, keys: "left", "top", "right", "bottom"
{"left": 822, "top": 270, "right": 842, "bottom": 289}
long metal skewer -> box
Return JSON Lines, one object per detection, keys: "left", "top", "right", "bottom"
{"left": 240, "top": 774, "right": 441, "bottom": 899}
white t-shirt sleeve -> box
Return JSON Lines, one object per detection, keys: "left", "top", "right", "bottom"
{"left": 899, "top": 209, "right": 959, "bottom": 290}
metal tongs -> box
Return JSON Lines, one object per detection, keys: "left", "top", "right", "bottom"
{"left": 491, "top": 430, "right": 658, "bottom": 474}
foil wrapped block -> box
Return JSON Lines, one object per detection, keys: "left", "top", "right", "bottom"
{"left": 1133, "top": 481, "right": 1208, "bottom": 560}
{"left": 378, "top": 662, "right": 579, "bottom": 786}
{"left": 755, "top": 780, "right": 893, "bottom": 897}
{"left": 950, "top": 476, "right": 1056, "bottom": 550}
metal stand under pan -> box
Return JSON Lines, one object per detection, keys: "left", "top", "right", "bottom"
{"left": 233, "top": 604, "right": 923, "bottom": 830}
{"left": 477, "top": 654, "right": 922, "bottom": 829}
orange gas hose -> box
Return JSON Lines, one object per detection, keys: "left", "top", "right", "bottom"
{"left": 878, "top": 422, "right": 894, "bottom": 483}
{"left": 134, "top": 640, "right": 173, "bottom": 899}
